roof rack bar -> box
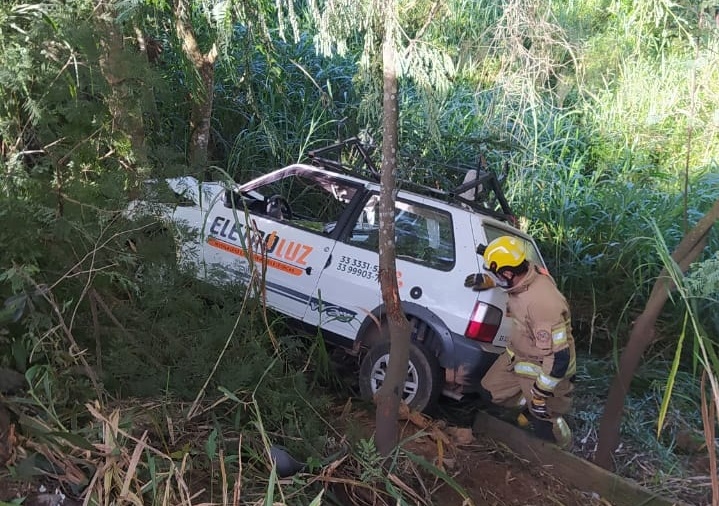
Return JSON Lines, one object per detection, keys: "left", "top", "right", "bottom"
{"left": 450, "top": 172, "right": 513, "bottom": 218}
{"left": 306, "top": 137, "right": 516, "bottom": 223}
{"left": 307, "top": 137, "right": 381, "bottom": 181}
{"left": 452, "top": 171, "right": 496, "bottom": 195}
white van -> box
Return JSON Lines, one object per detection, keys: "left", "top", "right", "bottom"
{"left": 130, "top": 139, "right": 546, "bottom": 411}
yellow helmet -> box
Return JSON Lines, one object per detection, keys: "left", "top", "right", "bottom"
{"left": 483, "top": 236, "right": 526, "bottom": 273}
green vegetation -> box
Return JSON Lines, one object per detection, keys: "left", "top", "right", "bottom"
{"left": 1, "top": 0, "right": 718, "bottom": 504}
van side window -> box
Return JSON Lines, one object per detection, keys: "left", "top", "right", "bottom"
{"left": 347, "top": 195, "right": 455, "bottom": 271}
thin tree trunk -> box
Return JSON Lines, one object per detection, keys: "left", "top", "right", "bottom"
{"left": 595, "top": 198, "right": 719, "bottom": 469}
{"left": 134, "top": 26, "right": 160, "bottom": 126}
{"left": 95, "top": 1, "right": 147, "bottom": 166}
{"left": 374, "top": 2, "right": 412, "bottom": 457}
{"left": 189, "top": 60, "right": 216, "bottom": 171}
{"left": 173, "top": 0, "right": 218, "bottom": 177}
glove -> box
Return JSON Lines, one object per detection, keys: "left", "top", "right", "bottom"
{"left": 463, "top": 273, "right": 496, "bottom": 291}
{"left": 529, "top": 383, "right": 553, "bottom": 420}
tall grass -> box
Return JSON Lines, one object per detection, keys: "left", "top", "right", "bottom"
{"left": 572, "top": 351, "right": 711, "bottom": 502}
{"left": 215, "top": 37, "right": 358, "bottom": 180}
{"left": 393, "top": 0, "right": 719, "bottom": 358}
{"left": 2, "top": 0, "right": 719, "bottom": 502}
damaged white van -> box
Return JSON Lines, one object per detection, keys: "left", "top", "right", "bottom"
{"left": 130, "top": 139, "right": 546, "bottom": 412}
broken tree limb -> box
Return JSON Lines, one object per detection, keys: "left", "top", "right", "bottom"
{"left": 595, "top": 197, "right": 719, "bottom": 470}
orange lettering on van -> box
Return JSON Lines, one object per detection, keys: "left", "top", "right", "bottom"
{"left": 296, "top": 245, "right": 313, "bottom": 265}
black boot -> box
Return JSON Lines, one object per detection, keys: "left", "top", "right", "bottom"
{"left": 475, "top": 387, "right": 502, "bottom": 416}
{"left": 476, "top": 386, "right": 494, "bottom": 410}
{"left": 529, "top": 415, "right": 556, "bottom": 444}
{"left": 477, "top": 388, "right": 530, "bottom": 425}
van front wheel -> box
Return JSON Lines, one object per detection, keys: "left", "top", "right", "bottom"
{"left": 358, "top": 340, "right": 441, "bottom": 413}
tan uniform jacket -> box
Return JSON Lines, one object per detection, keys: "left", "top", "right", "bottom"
{"left": 505, "top": 263, "right": 576, "bottom": 393}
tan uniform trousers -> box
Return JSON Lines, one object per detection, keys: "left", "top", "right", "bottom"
{"left": 481, "top": 351, "right": 573, "bottom": 416}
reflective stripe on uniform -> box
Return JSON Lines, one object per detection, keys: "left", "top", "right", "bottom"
{"left": 551, "top": 320, "right": 570, "bottom": 347}
{"left": 536, "top": 373, "right": 562, "bottom": 391}
{"left": 513, "top": 361, "right": 541, "bottom": 378}
{"left": 513, "top": 358, "right": 576, "bottom": 390}
{"left": 552, "top": 416, "right": 572, "bottom": 449}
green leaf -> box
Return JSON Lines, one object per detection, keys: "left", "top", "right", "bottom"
{"left": 307, "top": 490, "right": 324, "bottom": 506}
{"left": 11, "top": 340, "right": 27, "bottom": 370}
{"left": 205, "top": 427, "right": 218, "bottom": 461}
{"left": 0, "top": 294, "right": 26, "bottom": 324}
{"left": 10, "top": 453, "right": 43, "bottom": 480}
{"left": 217, "top": 385, "right": 240, "bottom": 402}
{"left": 263, "top": 461, "right": 277, "bottom": 506}
{"left": 657, "top": 312, "right": 687, "bottom": 437}
{"left": 43, "top": 431, "right": 96, "bottom": 451}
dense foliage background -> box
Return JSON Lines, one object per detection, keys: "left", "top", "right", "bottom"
{"left": 1, "top": 0, "right": 718, "bottom": 503}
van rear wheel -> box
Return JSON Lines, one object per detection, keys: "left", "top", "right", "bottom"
{"left": 359, "top": 340, "right": 442, "bottom": 413}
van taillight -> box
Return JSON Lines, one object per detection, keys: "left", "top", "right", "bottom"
{"left": 465, "top": 301, "right": 502, "bottom": 342}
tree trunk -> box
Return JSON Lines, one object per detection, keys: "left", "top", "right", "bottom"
{"left": 374, "top": 1, "right": 412, "bottom": 457}
{"left": 95, "top": 1, "right": 147, "bottom": 167}
{"left": 188, "top": 60, "right": 216, "bottom": 172}
{"left": 134, "top": 26, "right": 160, "bottom": 128}
{"left": 595, "top": 198, "right": 719, "bottom": 469}
{"left": 173, "top": 0, "right": 218, "bottom": 177}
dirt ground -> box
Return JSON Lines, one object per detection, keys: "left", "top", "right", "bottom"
{"left": 401, "top": 431, "right": 606, "bottom": 506}
{"left": 0, "top": 433, "right": 606, "bottom": 506}
{"left": 384, "top": 405, "right": 609, "bottom": 506}
{"left": 0, "top": 405, "right": 607, "bottom": 506}
{"left": 0, "top": 395, "right": 677, "bottom": 506}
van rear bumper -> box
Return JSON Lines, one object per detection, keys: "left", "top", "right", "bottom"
{"left": 445, "top": 334, "right": 502, "bottom": 394}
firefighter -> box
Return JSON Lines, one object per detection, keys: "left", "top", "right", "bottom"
{"left": 464, "top": 235, "right": 575, "bottom": 448}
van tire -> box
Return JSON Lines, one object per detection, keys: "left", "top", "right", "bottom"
{"left": 359, "top": 340, "right": 442, "bottom": 413}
